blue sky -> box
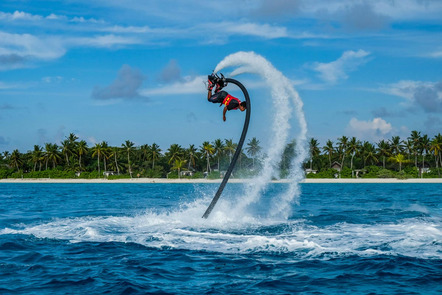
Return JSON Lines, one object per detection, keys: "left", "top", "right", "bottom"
{"left": 1, "top": 0, "right": 441, "bottom": 153}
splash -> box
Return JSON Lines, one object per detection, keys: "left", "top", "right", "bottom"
{"left": 214, "top": 51, "right": 308, "bottom": 219}
{"left": 3, "top": 212, "right": 440, "bottom": 259}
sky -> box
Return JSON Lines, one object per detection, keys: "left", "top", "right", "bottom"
{"left": 1, "top": 0, "right": 442, "bottom": 153}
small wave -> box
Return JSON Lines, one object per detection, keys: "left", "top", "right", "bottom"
{"left": 2, "top": 206, "right": 441, "bottom": 260}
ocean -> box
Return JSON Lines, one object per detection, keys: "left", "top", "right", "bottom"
{"left": 0, "top": 183, "right": 441, "bottom": 294}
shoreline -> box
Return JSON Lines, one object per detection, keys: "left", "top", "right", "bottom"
{"left": 1, "top": 178, "right": 441, "bottom": 184}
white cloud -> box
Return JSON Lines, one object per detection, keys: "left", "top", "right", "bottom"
{"left": 100, "top": 25, "right": 152, "bottom": 34}
{"left": 77, "top": 0, "right": 442, "bottom": 23}
{"left": 380, "top": 80, "right": 432, "bottom": 101}
{"left": 346, "top": 117, "right": 393, "bottom": 141}
{"left": 42, "top": 76, "right": 63, "bottom": 83}
{"left": 0, "top": 10, "right": 104, "bottom": 24}
{"left": 370, "top": 0, "right": 442, "bottom": 21}
{"left": 428, "top": 51, "right": 442, "bottom": 58}
{"left": 0, "top": 81, "right": 19, "bottom": 89}
{"left": 87, "top": 136, "right": 98, "bottom": 146}
{"left": 141, "top": 76, "right": 205, "bottom": 96}
{"left": 46, "top": 13, "right": 63, "bottom": 20}
{"left": 0, "top": 30, "right": 142, "bottom": 70}
{"left": 381, "top": 80, "right": 442, "bottom": 113}
{"left": 299, "top": 0, "right": 442, "bottom": 22}
{"left": 0, "top": 31, "right": 66, "bottom": 70}
{"left": 0, "top": 10, "right": 43, "bottom": 21}
{"left": 311, "top": 49, "right": 370, "bottom": 83}
{"left": 70, "top": 16, "right": 102, "bottom": 23}
{"left": 0, "top": 31, "right": 65, "bottom": 60}
{"left": 0, "top": 1, "right": 439, "bottom": 72}
{"left": 219, "top": 22, "right": 288, "bottom": 39}
{"left": 68, "top": 34, "right": 141, "bottom": 48}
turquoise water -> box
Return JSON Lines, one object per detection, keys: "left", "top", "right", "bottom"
{"left": 0, "top": 183, "right": 441, "bottom": 294}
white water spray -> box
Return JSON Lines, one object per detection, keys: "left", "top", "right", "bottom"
{"left": 214, "top": 51, "right": 308, "bottom": 219}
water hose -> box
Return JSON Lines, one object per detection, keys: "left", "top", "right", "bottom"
{"left": 202, "top": 78, "right": 251, "bottom": 218}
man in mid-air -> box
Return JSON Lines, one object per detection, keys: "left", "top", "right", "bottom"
{"left": 207, "top": 75, "right": 246, "bottom": 122}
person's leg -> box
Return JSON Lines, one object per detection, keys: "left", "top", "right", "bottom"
{"left": 208, "top": 91, "right": 227, "bottom": 104}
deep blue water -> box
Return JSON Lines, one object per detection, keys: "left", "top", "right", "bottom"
{"left": 0, "top": 183, "right": 441, "bottom": 294}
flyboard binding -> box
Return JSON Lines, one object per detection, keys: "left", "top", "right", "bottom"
{"left": 208, "top": 72, "right": 228, "bottom": 92}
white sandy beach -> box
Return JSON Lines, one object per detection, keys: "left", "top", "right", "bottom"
{"left": 1, "top": 178, "right": 441, "bottom": 184}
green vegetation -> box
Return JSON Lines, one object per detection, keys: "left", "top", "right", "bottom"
{"left": 1, "top": 131, "right": 441, "bottom": 179}
{"left": 306, "top": 132, "right": 442, "bottom": 179}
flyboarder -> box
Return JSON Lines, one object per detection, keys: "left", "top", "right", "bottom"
{"left": 202, "top": 73, "right": 251, "bottom": 218}
{"left": 207, "top": 73, "right": 247, "bottom": 121}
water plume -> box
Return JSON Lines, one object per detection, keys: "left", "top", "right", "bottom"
{"left": 214, "top": 51, "right": 308, "bottom": 219}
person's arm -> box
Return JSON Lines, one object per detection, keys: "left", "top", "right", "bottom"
{"left": 223, "top": 106, "right": 227, "bottom": 121}
{"left": 207, "top": 89, "right": 212, "bottom": 101}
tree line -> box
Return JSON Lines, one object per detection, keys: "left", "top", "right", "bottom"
{"left": 0, "top": 133, "right": 263, "bottom": 179}
{"left": 1, "top": 131, "right": 441, "bottom": 179}
{"left": 308, "top": 131, "right": 442, "bottom": 178}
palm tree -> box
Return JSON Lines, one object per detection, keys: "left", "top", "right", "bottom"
{"left": 44, "top": 143, "right": 61, "bottom": 169}
{"left": 376, "top": 139, "right": 391, "bottom": 169}
{"left": 364, "top": 142, "right": 379, "bottom": 166}
{"left": 246, "top": 137, "right": 261, "bottom": 169}
{"left": 186, "top": 144, "right": 197, "bottom": 170}
{"left": 309, "top": 138, "right": 321, "bottom": 170}
{"left": 323, "top": 140, "right": 335, "bottom": 168}
{"left": 31, "top": 145, "right": 43, "bottom": 171}
{"left": 61, "top": 139, "right": 72, "bottom": 167}
{"left": 404, "top": 139, "right": 414, "bottom": 162}
{"left": 100, "top": 141, "right": 110, "bottom": 172}
{"left": 10, "top": 149, "right": 23, "bottom": 172}
{"left": 172, "top": 159, "right": 187, "bottom": 179}
{"left": 59, "top": 133, "right": 79, "bottom": 167}
{"left": 109, "top": 146, "right": 121, "bottom": 174}
{"left": 408, "top": 130, "right": 421, "bottom": 168}
{"left": 390, "top": 136, "right": 404, "bottom": 155}
{"left": 92, "top": 143, "right": 104, "bottom": 175}
{"left": 389, "top": 153, "right": 407, "bottom": 172}
{"left": 238, "top": 147, "right": 245, "bottom": 170}
{"left": 166, "top": 144, "right": 183, "bottom": 165}
{"left": 347, "top": 137, "right": 361, "bottom": 171}
{"left": 201, "top": 141, "right": 214, "bottom": 173}
{"left": 77, "top": 140, "right": 88, "bottom": 171}
{"left": 213, "top": 139, "right": 225, "bottom": 171}
{"left": 2, "top": 151, "right": 10, "bottom": 163}
{"left": 139, "top": 144, "right": 150, "bottom": 165}
{"left": 360, "top": 141, "right": 372, "bottom": 168}
{"left": 122, "top": 140, "right": 135, "bottom": 178}
{"left": 430, "top": 133, "right": 442, "bottom": 177}
{"left": 149, "top": 143, "right": 161, "bottom": 169}
{"left": 419, "top": 134, "right": 430, "bottom": 177}
{"left": 224, "top": 139, "right": 236, "bottom": 163}
{"left": 68, "top": 133, "right": 79, "bottom": 144}
{"left": 438, "top": 134, "right": 442, "bottom": 169}
{"left": 280, "top": 140, "right": 296, "bottom": 172}
{"left": 337, "top": 136, "right": 349, "bottom": 169}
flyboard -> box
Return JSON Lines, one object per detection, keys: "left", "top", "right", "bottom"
{"left": 202, "top": 73, "right": 251, "bottom": 219}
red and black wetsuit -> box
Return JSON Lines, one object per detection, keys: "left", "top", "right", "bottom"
{"left": 208, "top": 90, "right": 241, "bottom": 110}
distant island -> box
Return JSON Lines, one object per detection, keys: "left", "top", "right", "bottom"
{"left": 1, "top": 131, "right": 441, "bottom": 180}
